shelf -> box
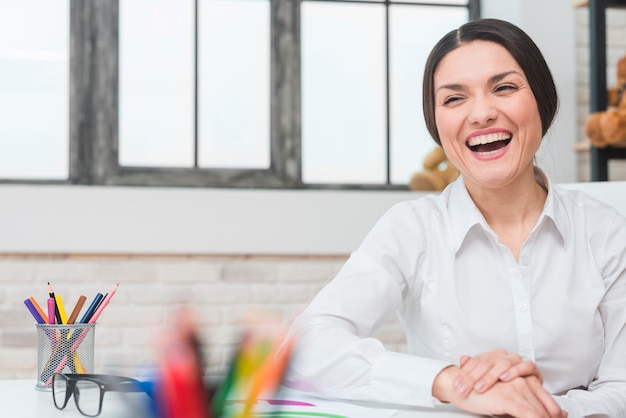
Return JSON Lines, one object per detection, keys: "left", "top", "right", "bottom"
{"left": 576, "top": 0, "right": 626, "bottom": 7}
{"left": 587, "top": 0, "right": 626, "bottom": 181}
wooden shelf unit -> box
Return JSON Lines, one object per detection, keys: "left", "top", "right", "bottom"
{"left": 587, "top": 0, "right": 626, "bottom": 181}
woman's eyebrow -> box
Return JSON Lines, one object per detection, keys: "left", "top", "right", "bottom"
{"left": 435, "top": 70, "right": 523, "bottom": 94}
{"left": 435, "top": 83, "right": 465, "bottom": 94}
{"left": 489, "top": 70, "right": 521, "bottom": 84}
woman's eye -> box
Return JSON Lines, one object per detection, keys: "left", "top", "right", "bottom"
{"left": 443, "top": 96, "right": 463, "bottom": 105}
{"left": 494, "top": 84, "right": 517, "bottom": 93}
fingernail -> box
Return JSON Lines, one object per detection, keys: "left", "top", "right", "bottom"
{"left": 500, "top": 371, "right": 509, "bottom": 380}
{"left": 475, "top": 381, "right": 485, "bottom": 391}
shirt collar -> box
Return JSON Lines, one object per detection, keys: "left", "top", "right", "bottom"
{"left": 445, "top": 169, "right": 568, "bottom": 253}
{"left": 536, "top": 171, "right": 569, "bottom": 249}
{"left": 445, "top": 176, "right": 487, "bottom": 253}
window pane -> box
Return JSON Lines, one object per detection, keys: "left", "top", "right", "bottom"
{"left": 198, "top": 0, "right": 270, "bottom": 169}
{"left": 341, "top": 0, "right": 467, "bottom": 3}
{"left": 389, "top": 5, "right": 467, "bottom": 184}
{"left": 0, "top": 0, "right": 69, "bottom": 179}
{"left": 302, "top": 2, "right": 386, "bottom": 184}
{"left": 119, "top": 0, "right": 195, "bottom": 167}
{"left": 393, "top": 0, "right": 467, "bottom": 3}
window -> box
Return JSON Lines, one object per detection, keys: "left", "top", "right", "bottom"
{"left": 1, "top": 0, "right": 479, "bottom": 189}
{"left": 301, "top": 1, "right": 472, "bottom": 186}
{"left": 0, "top": 0, "right": 69, "bottom": 180}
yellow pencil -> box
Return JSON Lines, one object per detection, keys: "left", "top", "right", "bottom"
{"left": 54, "top": 294, "right": 68, "bottom": 324}
{"left": 73, "top": 352, "right": 88, "bottom": 374}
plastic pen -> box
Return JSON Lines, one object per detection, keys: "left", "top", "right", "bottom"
{"left": 48, "top": 282, "right": 62, "bottom": 324}
{"left": 47, "top": 298, "right": 56, "bottom": 325}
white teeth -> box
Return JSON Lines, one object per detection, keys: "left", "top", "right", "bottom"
{"left": 467, "top": 132, "right": 511, "bottom": 147}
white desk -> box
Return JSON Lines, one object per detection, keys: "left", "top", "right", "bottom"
{"left": 0, "top": 380, "right": 480, "bottom": 417}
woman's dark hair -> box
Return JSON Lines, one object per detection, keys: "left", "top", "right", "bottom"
{"left": 422, "top": 18, "right": 558, "bottom": 145}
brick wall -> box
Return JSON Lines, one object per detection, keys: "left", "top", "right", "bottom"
{"left": 0, "top": 254, "right": 408, "bottom": 379}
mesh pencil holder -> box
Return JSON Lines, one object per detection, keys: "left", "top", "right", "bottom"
{"left": 35, "top": 323, "right": 96, "bottom": 391}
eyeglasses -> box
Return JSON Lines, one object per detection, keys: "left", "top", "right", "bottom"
{"left": 52, "top": 373, "right": 150, "bottom": 417}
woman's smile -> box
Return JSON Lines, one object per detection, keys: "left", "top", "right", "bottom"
{"left": 466, "top": 130, "right": 512, "bottom": 157}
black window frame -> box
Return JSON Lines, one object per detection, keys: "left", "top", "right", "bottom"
{"left": 4, "top": 0, "right": 480, "bottom": 189}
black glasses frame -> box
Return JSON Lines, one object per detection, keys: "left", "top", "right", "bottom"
{"left": 52, "top": 373, "right": 147, "bottom": 417}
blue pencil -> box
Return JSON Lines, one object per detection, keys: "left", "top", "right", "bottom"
{"left": 79, "top": 293, "right": 103, "bottom": 324}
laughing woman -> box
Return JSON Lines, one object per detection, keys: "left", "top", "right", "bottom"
{"left": 284, "top": 19, "right": 626, "bottom": 418}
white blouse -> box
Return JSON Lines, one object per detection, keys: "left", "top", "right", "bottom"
{"left": 285, "top": 175, "right": 626, "bottom": 418}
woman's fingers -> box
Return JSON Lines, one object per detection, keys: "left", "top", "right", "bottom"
{"left": 459, "top": 354, "right": 471, "bottom": 367}
{"left": 453, "top": 376, "right": 567, "bottom": 418}
{"left": 455, "top": 349, "right": 523, "bottom": 395}
{"left": 499, "top": 359, "right": 544, "bottom": 384}
{"left": 497, "top": 376, "right": 563, "bottom": 418}
{"left": 527, "top": 375, "right": 563, "bottom": 417}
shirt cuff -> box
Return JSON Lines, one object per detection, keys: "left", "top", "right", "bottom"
{"left": 370, "top": 350, "right": 452, "bottom": 407}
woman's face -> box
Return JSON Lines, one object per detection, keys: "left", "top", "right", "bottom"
{"left": 433, "top": 40, "right": 543, "bottom": 190}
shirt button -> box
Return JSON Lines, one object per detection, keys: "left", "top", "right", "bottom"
{"left": 520, "top": 256, "right": 530, "bottom": 266}
{"left": 518, "top": 304, "right": 528, "bottom": 312}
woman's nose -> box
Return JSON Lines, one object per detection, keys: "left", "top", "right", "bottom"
{"left": 468, "top": 96, "right": 498, "bottom": 126}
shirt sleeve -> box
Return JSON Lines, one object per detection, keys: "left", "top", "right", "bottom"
{"left": 554, "top": 209, "right": 626, "bottom": 417}
{"left": 283, "top": 202, "right": 452, "bottom": 407}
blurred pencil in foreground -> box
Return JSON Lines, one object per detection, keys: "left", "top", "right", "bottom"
{"left": 150, "top": 307, "right": 294, "bottom": 418}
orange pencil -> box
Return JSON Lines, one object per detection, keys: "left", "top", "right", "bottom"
{"left": 28, "top": 297, "right": 48, "bottom": 324}
{"left": 238, "top": 335, "right": 294, "bottom": 418}
{"left": 67, "top": 295, "right": 87, "bottom": 324}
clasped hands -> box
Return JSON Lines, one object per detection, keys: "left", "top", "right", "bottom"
{"left": 432, "top": 349, "right": 568, "bottom": 418}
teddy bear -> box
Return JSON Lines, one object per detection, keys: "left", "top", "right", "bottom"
{"left": 409, "top": 145, "right": 459, "bottom": 192}
{"left": 585, "top": 54, "right": 626, "bottom": 148}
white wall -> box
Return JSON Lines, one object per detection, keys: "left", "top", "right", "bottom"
{"left": 0, "top": 185, "right": 421, "bottom": 255}
{"left": 482, "top": 0, "right": 578, "bottom": 183}
{"left": 1, "top": 180, "right": 625, "bottom": 256}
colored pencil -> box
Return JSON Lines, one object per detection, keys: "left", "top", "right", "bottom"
{"left": 55, "top": 294, "right": 68, "bottom": 324}
{"left": 88, "top": 283, "right": 119, "bottom": 324}
{"left": 24, "top": 299, "right": 45, "bottom": 324}
{"left": 28, "top": 297, "right": 48, "bottom": 324}
{"left": 80, "top": 293, "right": 103, "bottom": 324}
{"left": 67, "top": 295, "right": 87, "bottom": 324}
